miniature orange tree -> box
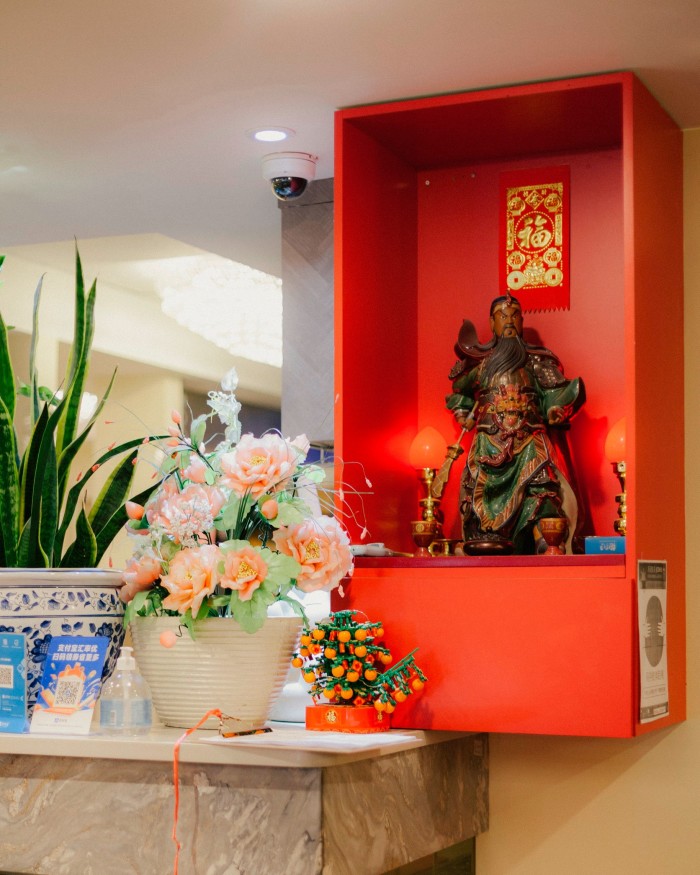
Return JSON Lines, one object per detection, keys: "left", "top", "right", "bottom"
{"left": 291, "top": 609, "right": 427, "bottom": 713}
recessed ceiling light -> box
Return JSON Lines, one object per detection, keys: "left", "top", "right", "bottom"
{"left": 249, "top": 127, "right": 295, "bottom": 143}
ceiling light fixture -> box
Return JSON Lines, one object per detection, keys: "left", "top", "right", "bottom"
{"left": 140, "top": 255, "right": 283, "bottom": 367}
{"left": 250, "top": 127, "right": 295, "bottom": 143}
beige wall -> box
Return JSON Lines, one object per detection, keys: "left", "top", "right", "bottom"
{"left": 477, "top": 127, "right": 700, "bottom": 874}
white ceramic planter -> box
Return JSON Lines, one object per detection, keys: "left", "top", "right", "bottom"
{"left": 130, "top": 615, "right": 302, "bottom": 729}
{"left": 0, "top": 568, "right": 126, "bottom": 711}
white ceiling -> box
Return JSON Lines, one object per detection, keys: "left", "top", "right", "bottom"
{"left": 2, "top": 0, "right": 699, "bottom": 279}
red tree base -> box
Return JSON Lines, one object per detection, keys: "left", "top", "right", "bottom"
{"left": 305, "top": 704, "right": 391, "bottom": 733}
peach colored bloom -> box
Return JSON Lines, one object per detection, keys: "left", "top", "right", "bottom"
{"left": 273, "top": 516, "right": 353, "bottom": 594}
{"left": 147, "top": 482, "right": 226, "bottom": 545}
{"left": 125, "top": 501, "right": 145, "bottom": 520}
{"left": 160, "top": 545, "right": 223, "bottom": 615}
{"left": 182, "top": 454, "right": 208, "bottom": 484}
{"left": 119, "top": 553, "right": 162, "bottom": 603}
{"left": 220, "top": 545, "right": 269, "bottom": 602}
{"left": 145, "top": 478, "right": 180, "bottom": 528}
{"left": 219, "top": 433, "right": 299, "bottom": 498}
{"left": 260, "top": 498, "right": 279, "bottom": 520}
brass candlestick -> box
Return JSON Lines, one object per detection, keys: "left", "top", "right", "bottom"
{"left": 411, "top": 467, "right": 443, "bottom": 556}
{"left": 612, "top": 460, "right": 627, "bottom": 535}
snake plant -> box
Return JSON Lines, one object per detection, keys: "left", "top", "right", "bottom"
{"left": 0, "top": 249, "right": 160, "bottom": 568}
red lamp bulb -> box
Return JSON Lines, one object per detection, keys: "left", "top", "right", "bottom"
{"left": 409, "top": 426, "right": 447, "bottom": 470}
{"left": 604, "top": 417, "right": 627, "bottom": 463}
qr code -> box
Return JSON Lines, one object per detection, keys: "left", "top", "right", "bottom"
{"left": 0, "top": 665, "right": 13, "bottom": 689}
{"left": 54, "top": 677, "right": 83, "bottom": 708}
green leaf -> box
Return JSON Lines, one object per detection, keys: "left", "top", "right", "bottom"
{"left": 0, "top": 311, "right": 16, "bottom": 425}
{"left": 230, "top": 595, "right": 267, "bottom": 634}
{"left": 220, "top": 494, "right": 254, "bottom": 533}
{"left": 88, "top": 449, "right": 138, "bottom": 559}
{"left": 18, "top": 402, "right": 49, "bottom": 527}
{"left": 130, "top": 589, "right": 150, "bottom": 614}
{"left": 60, "top": 507, "right": 98, "bottom": 568}
{"left": 25, "top": 395, "right": 70, "bottom": 566}
{"left": 270, "top": 496, "right": 309, "bottom": 528}
{"left": 55, "top": 434, "right": 166, "bottom": 562}
{"left": 300, "top": 464, "right": 326, "bottom": 484}
{"left": 0, "top": 394, "right": 20, "bottom": 566}
{"left": 264, "top": 550, "right": 302, "bottom": 586}
{"left": 190, "top": 414, "right": 207, "bottom": 449}
{"left": 55, "top": 368, "right": 118, "bottom": 502}
{"left": 56, "top": 250, "right": 96, "bottom": 462}
{"left": 29, "top": 274, "right": 45, "bottom": 424}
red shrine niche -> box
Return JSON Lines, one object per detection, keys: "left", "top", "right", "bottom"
{"left": 332, "top": 73, "right": 685, "bottom": 737}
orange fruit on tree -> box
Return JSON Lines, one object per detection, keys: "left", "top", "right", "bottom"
{"left": 340, "top": 687, "right": 354, "bottom": 700}
{"left": 354, "top": 645, "right": 367, "bottom": 657}
{"left": 393, "top": 689, "right": 407, "bottom": 702}
{"left": 291, "top": 657, "right": 303, "bottom": 668}
{"left": 411, "top": 678, "right": 425, "bottom": 691}
{"left": 312, "top": 628, "right": 325, "bottom": 640}
{"left": 303, "top": 671, "right": 316, "bottom": 683}
{"left": 324, "top": 646, "right": 337, "bottom": 659}
{"left": 364, "top": 668, "right": 378, "bottom": 681}
{"left": 354, "top": 628, "right": 368, "bottom": 641}
{"left": 331, "top": 665, "right": 345, "bottom": 678}
{"left": 346, "top": 670, "right": 360, "bottom": 682}
{"left": 337, "top": 630, "right": 351, "bottom": 643}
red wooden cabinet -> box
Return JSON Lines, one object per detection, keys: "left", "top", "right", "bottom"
{"left": 332, "top": 73, "right": 684, "bottom": 737}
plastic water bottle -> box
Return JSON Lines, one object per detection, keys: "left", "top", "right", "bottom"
{"left": 99, "top": 646, "right": 152, "bottom": 735}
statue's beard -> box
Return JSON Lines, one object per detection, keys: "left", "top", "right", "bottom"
{"left": 481, "top": 335, "right": 529, "bottom": 385}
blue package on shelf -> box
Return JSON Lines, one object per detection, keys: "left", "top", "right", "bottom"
{"left": 585, "top": 536, "right": 626, "bottom": 555}
{"left": 0, "top": 633, "right": 28, "bottom": 733}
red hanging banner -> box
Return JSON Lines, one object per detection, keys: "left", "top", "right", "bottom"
{"left": 500, "top": 166, "right": 570, "bottom": 312}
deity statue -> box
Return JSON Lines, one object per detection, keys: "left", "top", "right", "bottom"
{"left": 446, "top": 294, "right": 585, "bottom": 555}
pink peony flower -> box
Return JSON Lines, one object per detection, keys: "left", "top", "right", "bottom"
{"left": 219, "top": 433, "right": 299, "bottom": 498}
{"left": 220, "top": 545, "right": 269, "bottom": 602}
{"left": 273, "top": 516, "right": 353, "bottom": 594}
{"left": 182, "top": 454, "right": 208, "bottom": 484}
{"left": 119, "top": 553, "right": 162, "bottom": 603}
{"left": 147, "top": 482, "right": 226, "bottom": 545}
{"left": 160, "top": 544, "right": 223, "bottom": 615}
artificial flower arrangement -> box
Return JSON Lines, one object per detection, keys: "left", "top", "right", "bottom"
{"left": 119, "top": 369, "right": 355, "bottom": 636}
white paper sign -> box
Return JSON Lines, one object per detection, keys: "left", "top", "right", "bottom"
{"left": 638, "top": 560, "right": 669, "bottom": 723}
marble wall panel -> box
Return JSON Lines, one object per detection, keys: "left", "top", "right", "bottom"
{"left": 321, "top": 735, "right": 488, "bottom": 875}
{"left": 0, "top": 754, "right": 322, "bottom": 875}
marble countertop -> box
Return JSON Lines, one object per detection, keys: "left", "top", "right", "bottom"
{"left": 0, "top": 721, "right": 469, "bottom": 769}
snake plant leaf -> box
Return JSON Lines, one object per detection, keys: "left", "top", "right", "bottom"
{"left": 36, "top": 428, "right": 59, "bottom": 566}
{"left": 55, "top": 250, "right": 96, "bottom": 476}
{"left": 18, "top": 402, "right": 50, "bottom": 528}
{"left": 25, "top": 398, "right": 66, "bottom": 567}
{"left": 0, "top": 394, "right": 19, "bottom": 566}
{"left": 29, "top": 274, "right": 45, "bottom": 424}
{"left": 0, "top": 312, "right": 16, "bottom": 425}
{"left": 54, "top": 434, "right": 167, "bottom": 560}
{"left": 60, "top": 507, "right": 98, "bottom": 568}
{"left": 55, "top": 368, "right": 118, "bottom": 498}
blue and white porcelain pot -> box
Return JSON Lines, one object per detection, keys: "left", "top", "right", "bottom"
{"left": 0, "top": 568, "right": 125, "bottom": 713}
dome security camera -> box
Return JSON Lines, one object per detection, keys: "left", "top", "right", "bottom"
{"left": 261, "top": 151, "right": 318, "bottom": 201}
